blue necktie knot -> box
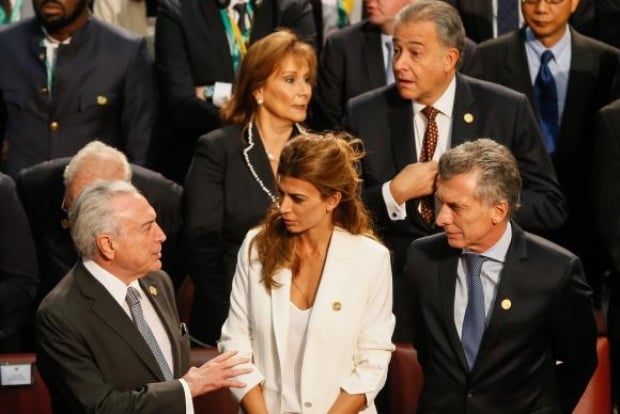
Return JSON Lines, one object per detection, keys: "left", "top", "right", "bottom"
{"left": 539, "top": 50, "right": 555, "bottom": 82}
{"left": 540, "top": 49, "right": 554, "bottom": 66}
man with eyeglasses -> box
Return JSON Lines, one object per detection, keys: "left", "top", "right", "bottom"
{"left": 16, "top": 141, "right": 186, "bottom": 306}
{"left": 442, "top": 0, "right": 595, "bottom": 44}
{"left": 466, "top": 0, "right": 620, "bottom": 319}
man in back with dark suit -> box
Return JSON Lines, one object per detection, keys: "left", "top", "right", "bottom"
{"left": 17, "top": 140, "right": 186, "bottom": 302}
{"left": 406, "top": 138, "right": 596, "bottom": 414}
{"left": 36, "top": 180, "right": 250, "bottom": 413}
{"left": 345, "top": 0, "right": 565, "bottom": 340}
{"left": 0, "top": 0, "right": 156, "bottom": 177}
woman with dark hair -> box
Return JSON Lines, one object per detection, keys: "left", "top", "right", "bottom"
{"left": 219, "top": 133, "right": 395, "bottom": 414}
{"left": 184, "top": 30, "right": 317, "bottom": 346}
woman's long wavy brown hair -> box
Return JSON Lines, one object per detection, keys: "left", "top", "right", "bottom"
{"left": 250, "top": 132, "right": 378, "bottom": 289}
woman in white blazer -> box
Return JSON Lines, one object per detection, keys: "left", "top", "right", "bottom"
{"left": 219, "top": 133, "right": 395, "bottom": 414}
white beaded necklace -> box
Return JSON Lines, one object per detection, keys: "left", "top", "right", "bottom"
{"left": 242, "top": 120, "right": 305, "bottom": 206}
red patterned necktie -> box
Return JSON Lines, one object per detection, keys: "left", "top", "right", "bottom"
{"left": 419, "top": 106, "right": 439, "bottom": 224}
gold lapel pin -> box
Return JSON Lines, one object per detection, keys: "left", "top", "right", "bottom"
{"left": 464, "top": 113, "right": 474, "bottom": 124}
{"left": 149, "top": 286, "right": 158, "bottom": 296}
{"left": 500, "top": 299, "right": 511, "bottom": 310}
{"left": 332, "top": 301, "right": 342, "bottom": 311}
{"left": 96, "top": 95, "right": 108, "bottom": 105}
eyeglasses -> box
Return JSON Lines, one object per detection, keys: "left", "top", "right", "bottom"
{"left": 522, "top": 0, "right": 565, "bottom": 4}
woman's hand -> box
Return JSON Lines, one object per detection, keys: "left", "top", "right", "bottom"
{"left": 327, "top": 390, "right": 367, "bottom": 414}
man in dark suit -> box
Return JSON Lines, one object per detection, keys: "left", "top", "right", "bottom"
{"left": 316, "top": 0, "right": 476, "bottom": 130}
{"left": 153, "top": 0, "right": 316, "bottom": 183}
{"left": 594, "top": 98, "right": 620, "bottom": 403}
{"left": 406, "top": 138, "right": 596, "bottom": 414}
{"left": 17, "top": 141, "right": 186, "bottom": 302}
{"left": 465, "top": 0, "right": 620, "bottom": 306}
{"left": 36, "top": 180, "right": 249, "bottom": 413}
{"left": 0, "top": 173, "right": 38, "bottom": 352}
{"left": 345, "top": 0, "right": 565, "bottom": 340}
{"left": 0, "top": 0, "right": 156, "bottom": 177}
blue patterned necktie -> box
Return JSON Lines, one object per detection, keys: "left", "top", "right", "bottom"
{"left": 497, "top": 0, "right": 518, "bottom": 35}
{"left": 126, "top": 287, "right": 174, "bottom": 380}
{"left": 534, "top": 50, "right": 559, "bottom": 153}
{"left": 461, "top": 254, "right": 486, "bottom": 370}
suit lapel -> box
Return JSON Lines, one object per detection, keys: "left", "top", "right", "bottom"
{"left": 439, "top": 254, "right": 470, "bottom": 372}
{"left": 243, "top": 125, "right": 278, "bottom": 200}
{"left": 139, "top": 275, "right": 182, "bottom": 378}
{"left": 202, "top": 0, "right": 235, "bottom": 76}
{"left": 271, "top": 268, "right": 292, "bottom": 377}
{"left": 76, "top": 264, "right": 165, "bottom": 381}
{"left": 559, "top": 29, "right": 593, "bottom": 153}
{"left": 451, "top": 75, "right": 478, "bottom": 146}
{"left": 387, "top": 86, "right": 415, "bottom": 170}
{"left": 503, "top": 30, "right": 535, "bottom": 104}
{"left": 472, "top": 224, "right": 527, "bottom": 376}
{"left": 363, "top": 23, "right": 386, "bottom": 88}
{"left": 308, "top": 228, "right": 351, "bottom": 326}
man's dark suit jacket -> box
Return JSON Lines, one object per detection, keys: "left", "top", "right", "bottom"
{"left": 345, "top": 75, "right": 565, "bottom": 340}
{"left": 152, "top": 0, "right": 316, "bottom": 182}
{"left": 0, "top": 18, "right": 156, "bottom": 177}
{"left": 0, "top": 173, "right": 38, "bottom": 352}
{"left": 465, "top": 27, "right": 620, "bottom": 297}
{"left": 16, "top": 158, "right": 185, "bottom": 300}
{"left": 315, "top": 19, "right": 477, "bottom": 129}
{"left": 184, "top": 124, "right": 297, "bottom": 344}
{"left": 405, "top": 224, "right": 597, "bottom": 414}
{"left": 36, "top": 264, "right": 190, "bottom": 413}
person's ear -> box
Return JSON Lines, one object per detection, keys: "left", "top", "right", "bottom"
{"left": 491, "top": 200, "right": 509, "bottom": 225}
{"left": 326, "top": 192, "right": 342, "bottom": 212}
{"left": 96, "top": 234, "right": 116, "bottom": 260}
{"left": 444, "top": 47, "right": 460, "bottom": 72}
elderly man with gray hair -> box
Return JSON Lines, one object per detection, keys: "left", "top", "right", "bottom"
{"left": 36, "top": 180, "right": 249, "bottom": 414}
{"left": 17, "top": 140, "right": 185, "bottom": 302}
{"left": 404, "top": 138, "right": 596, "bottom": 414}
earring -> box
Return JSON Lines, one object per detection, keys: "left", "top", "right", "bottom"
{"left": 256, "top": 96, "right": 263, "bottom": 105}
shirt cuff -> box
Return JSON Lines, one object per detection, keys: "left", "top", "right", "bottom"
{"left": 179, "top": 378, "right": 195, "bottom": 414}
{"left": 382, "top": 181, "right": 407, "bottom": 221}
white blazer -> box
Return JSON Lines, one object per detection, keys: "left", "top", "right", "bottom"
{"left": 219, "top": 226, "right": 395, "bottom": 413}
